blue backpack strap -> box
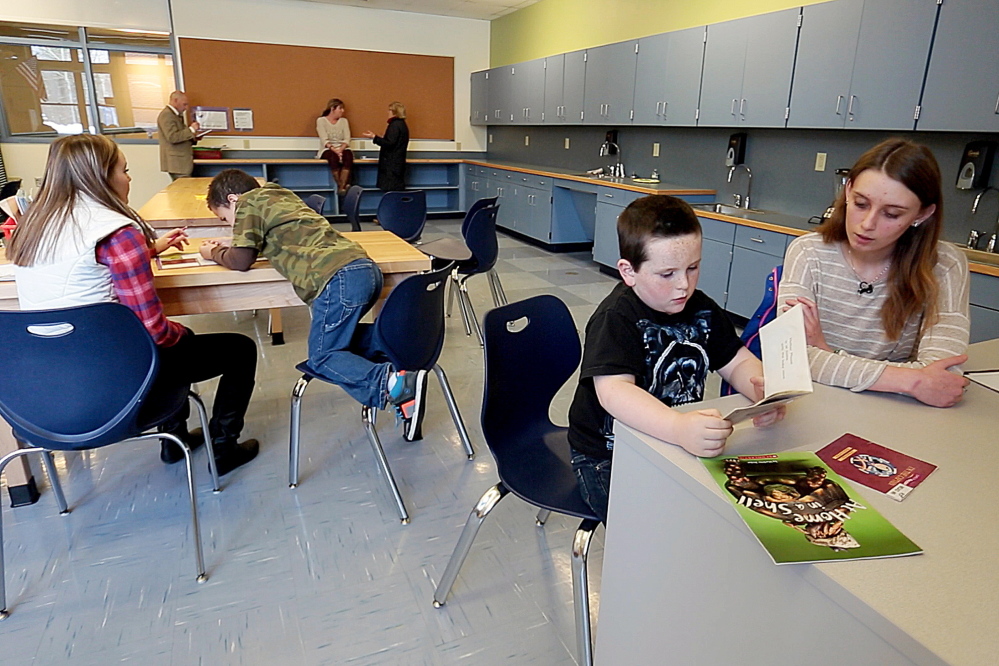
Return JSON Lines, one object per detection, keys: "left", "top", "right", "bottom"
{"left": 720, "top": 265, "right": 783, "bottom": 397}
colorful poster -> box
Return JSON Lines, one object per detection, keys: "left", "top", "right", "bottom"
{"left": 816, "top": 434, "right": 937, "bottom": 501}
{"left": 703, "top": 452, "right": 922, "bottom": 564}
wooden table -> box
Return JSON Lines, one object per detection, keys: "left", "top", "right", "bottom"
{"left": 595, "top": 339, "right": 999, "bottom": 666}
{"left": 136, "top": 176, "right": 234, "bottom": 231}
{"left": 0, "top": 219, "right": 430, "bottom": 506}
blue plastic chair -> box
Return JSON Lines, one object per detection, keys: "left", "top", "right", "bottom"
{"left": 288, "top": 265, "right": 474, "bottom": 523}
{"left": 432, "top": 295, "right": 600, "bottom": 666}
{"left": 461, "top": 195, "right": 498, "bottom": 237}
{"left": 342, "top": 185, "right": 363, "bottom": 232}
{"left": 0, "top": 303, "right": 218, "bottom": 619}
{"left": 376, "top": 190, "right": 426, "bottom": 242}
{"left": 721, "top": 264, "right": 783, "bottom": 396}
{"left": 448, "top": 205, "right": 506, "bottom": 346}
{"left": 303, "top": 193, "right": 326, "bottom": 216}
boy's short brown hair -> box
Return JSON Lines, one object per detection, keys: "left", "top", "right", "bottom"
{"left": 207, "top": 169, "right": 260, "bottom": 208}
{"left": 617, "top": 195, "right": 701, "bottom": 270}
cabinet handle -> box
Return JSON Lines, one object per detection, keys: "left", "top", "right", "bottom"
{"left": 750, "top": 237, "right": 764, "bottom": 243}
{"left": 604, "top": 193, "right": 614, "bottom": 198}
{"left": 993, "top": 92, "right": 998, "bottom": 114}
{"left": 731, "top": 99, "right": 738, "bottom": 116}
{"left": 739, "top": 98, "right": 746, "bottom": 118}
{"left": 662, "top": 101, "right": 668, "bottom": 118}
{"left": 655, "top": 101, "right": 661, "bottom": 115}
{"left": 847, "top": 95, "right": 856, "bottom": 117}
{"left": 835, "top": 95, "right": 844, "bottom": 115}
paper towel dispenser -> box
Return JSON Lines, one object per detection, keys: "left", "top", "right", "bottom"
{"left": 956, "top": 141, "right": 997, "bottom": 190}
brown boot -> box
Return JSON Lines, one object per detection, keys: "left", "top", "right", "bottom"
{"left": 337, "top": 168, "right": 351, "bottom": 195}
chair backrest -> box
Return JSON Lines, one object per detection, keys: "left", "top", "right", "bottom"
{"left": 481, "top": 295, "right": 581, "bottom": 451}
{"left": 721, "top": 264, "right": 783, "bottom": 396}
{"left": 462, "top": 205, "right": 500, "bottom": 275}
{"left": 461, "top": 195, "right": 498, "bottom": 237}
{"left": 303, "top": 193, "right": 326, "bottom": 215}
{"left": 377, "top": 190, "right": 426, "bottom": 242}
{"left": 0, "top": 303, "right": 159, "bottom": 450}
{"left": 371, "top": 264, "right": 452, "bottom": 371}
{"left": 343, "top": 185, "right": 363, "bottom": 232}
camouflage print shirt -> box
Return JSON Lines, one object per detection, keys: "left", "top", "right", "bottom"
{"left": 230, "top": 183, "right": 368, "bottom": 305}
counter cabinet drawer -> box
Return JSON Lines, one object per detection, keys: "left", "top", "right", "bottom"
{"left": 971, "top": 272, "right": 999, "bottom": 311}
{"left": 697, "top": 216, "right": 737, "bottom": 244}
{"left": 733, "top": 225, "right": 791, "bottom": 256}
{"left": 597, "top": 188, "right": 643, "bottom": 208}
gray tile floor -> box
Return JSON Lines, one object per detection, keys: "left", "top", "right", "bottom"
{"left": 0, "top": 218, "right": 627, "bottom": 665}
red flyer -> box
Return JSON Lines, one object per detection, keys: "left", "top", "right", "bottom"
{"left": 815, "top": 434, "right": 937, "bottom": 502}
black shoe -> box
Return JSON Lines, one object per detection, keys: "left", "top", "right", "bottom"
{"left": 212, "top": 439, "right": 259, "bottom": 476}
{"left": 160, "top": 428, "right": 207, "bottom": 464}
{"left": 387, "top": 370, "right": 428, "bottom": 442}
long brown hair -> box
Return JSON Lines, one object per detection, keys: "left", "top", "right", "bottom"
{"left": 817, "top": 138, "right": 943, "bottom": 340}
{"left": 8, "top": 134, "right": 154, "bottom": 266}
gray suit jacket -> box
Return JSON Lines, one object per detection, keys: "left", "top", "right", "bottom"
{"left": 157, "top": 106, "right": 196, "bottom": 176}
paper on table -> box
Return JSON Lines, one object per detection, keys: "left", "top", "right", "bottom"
{"left": 724, "top": 304, "right": 813, "bottom": 424}
{"left": 967, "top": 370, "right": 999, "bottom": 393}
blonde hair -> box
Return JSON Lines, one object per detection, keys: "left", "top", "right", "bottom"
{"left": 818, "top": 138, "right": 943, "bottom": 340}
{"left": 8, "top": 134, "right": 154, "bottom": 266}
{"left": 388, "top": 101, "right": 406, "bottom": 119}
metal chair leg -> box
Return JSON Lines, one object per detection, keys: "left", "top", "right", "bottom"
{"left": 446, "top": 270, "right": 458, "bottom": 318}
{"left": 288, "top": 375, "right": 312, "bottom": 488}
{"left": 39, "top": 452, "right": 69, "bottom": 514}
{"left": 535, "top": 509, "right": 551, "bottom": 526}
{"left": 571, "top": 519, "right": 600, "bottom": 666}
{"left": 486, "top": 268, "right": 501, "bottom": 307}
{"left": 432, "top": 364, "right": 474, "bottom": 459}
{"left": 188, "top": 391, "right": 219, "bottom": 492}
{"left": 489, "top": 269, "right": 508, "bottom": 306}
{"left": 0, "top": 447, "right": 50, "bottom": 620}
{"left": 454, "top": 277, "right": 473, "bottom": 337}
{"left": 361, "top": 406, "right": 410, "bottom": 524}
{"left": 153, "top": 433, "right": 207, "bottom": 582}
{"left": 433, "top": 483, "right": 509, "bottom": 607}
{"left": 459, "top": 280, "right": 484, "bottom": 347}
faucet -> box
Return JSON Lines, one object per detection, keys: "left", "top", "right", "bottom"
{"left": 599, "top": 140, "right": 624, "bottom": 178}
{"left": 727, "top": 164, "right": 752, "bottom": 209}
{"left": 970, "top": 187, "right": 999, "bottom": 253}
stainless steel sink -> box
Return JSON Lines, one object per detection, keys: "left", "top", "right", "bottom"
{"left": 691, "top": 203, "right": 764, "bottom": 215}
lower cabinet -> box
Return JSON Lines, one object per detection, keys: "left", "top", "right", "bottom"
{"left": 970, "top": 272, "right": 999, "bottom": 343}
{"left": 593, "top": 201, "right": 623, "bottom": 267}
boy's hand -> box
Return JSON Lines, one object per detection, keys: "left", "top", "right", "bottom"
{"left": 784, "top": 297, "right": 831, "bottom": 351}
{"left": 748, "top": 376, "right": 786, "bottom": 427}
{"left": 675, "top": 409, "right": 732, "bottom": 457}
{"left": 153, "top": 227, "right": 188, "bottom": 255}
{"left": 199, "top": 239, "right": 218, "bottom": 260}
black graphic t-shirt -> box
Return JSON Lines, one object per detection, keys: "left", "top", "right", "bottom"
{"left": 567, "top": 282, "right": 742, "bottom": 460}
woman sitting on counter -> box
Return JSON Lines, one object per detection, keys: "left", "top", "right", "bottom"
{"left": 778, "top": 138, "right": 970, "bottom": 407}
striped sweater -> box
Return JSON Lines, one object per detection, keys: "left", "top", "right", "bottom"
{"left": 778, "top": 233, "right": 970, "bottom": 392}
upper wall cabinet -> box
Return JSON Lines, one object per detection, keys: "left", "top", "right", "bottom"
{"left": 918, "top": 0, "right": 999, "bottom": 132}
{"left": 562, "top": 50, "right": 588, "bottom": 124}
{"left": 698, "top": 8, "right": 799, "bottom": 128}
{"left": 470, "top": 70, "right": 489, "bottom": 126}
{"left": 788, "top": 0, "right": 936, "bottom": 130}
{"left": 583, "top": 41, "right": 639, "bottom": 125}
{"left": 488, "top": 65, "right": 513, "bottom": 124}
{"left": 511, "top": 59, "right": 547, "bottom": 124}
{"left": 543, "top": 54, "right": 565, "bottom": 122}
{"left": 632, "top": 27, "right": 705, "bottom": 126}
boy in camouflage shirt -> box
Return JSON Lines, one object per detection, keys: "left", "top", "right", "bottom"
{"left": 201, "top": 169, "right": 427, "bottom": 439}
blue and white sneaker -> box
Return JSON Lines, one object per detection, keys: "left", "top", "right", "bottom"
{"left": 387, "top": 369, "right": 428, "bottom": 441}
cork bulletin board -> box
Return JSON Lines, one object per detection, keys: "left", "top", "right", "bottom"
{"left": 179, "top": 38, "right": 454, "bottom": 140}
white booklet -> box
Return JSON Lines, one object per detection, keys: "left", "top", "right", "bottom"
{"left": 724, "top": 304, "right": 813, "bottom": 424}
{"left": 967, "top": 370, "right": 999, "bottom": 394}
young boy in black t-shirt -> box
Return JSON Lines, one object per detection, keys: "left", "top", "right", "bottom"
{"left": 567, "top": 195, "right": 785, "bottom": 522}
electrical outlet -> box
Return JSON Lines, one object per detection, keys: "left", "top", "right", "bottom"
{"left": 815, "top": 152, "right": 827, "bottom": 171}
{"left": 488, "top": 133, "right": 493, "bottom": 144}
{"left": 243, "top": 139, "right": 250, "bottom": 149}
{"left": 524, "top": 135, "right": 530, "bottom": 146}
{"left": 564, "top": 137, "right": 570, "bottom": 150}
{"left": 652, "top": 142, "right": 660, "bottom": 158}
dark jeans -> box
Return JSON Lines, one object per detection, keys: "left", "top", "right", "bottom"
{"left": 571, "top": 449, "right": 611, "bottom": 524}
{"left": 321, "top": 148, "right": 354, "bottom": 172}
{"left": 152, "top": 331, "right": 257, "bottom": 444}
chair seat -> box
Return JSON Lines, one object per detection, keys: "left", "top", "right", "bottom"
{"left": 418, "top": 238, "right": 472, "bottom": 262}
{"left": 494, "top": 427, "right": 599, "bottom": 522}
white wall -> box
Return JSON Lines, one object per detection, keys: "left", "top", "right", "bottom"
{"left": 1, "top": 0, "right": 490, "bottom": 208}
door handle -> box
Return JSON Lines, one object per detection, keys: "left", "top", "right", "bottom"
{"left": 739, "top": 98, "right": 746, "bottom": 118}
{"left": 731, "top": 99, "right": 737, "bottom": 116}
{"left": 994, "top": 92, "right": 999, "bottom": 115}
{"left": 662, "top": 101, "right": 668, "bottom": 118}
{"left": 847, "top": 95, "right": 856, "bottom": 118}
{"left": 750, "top": 237, "right": 764, "bottom": 243}
{"left": 835, "top": 95, "right": 844, "bottom": 115}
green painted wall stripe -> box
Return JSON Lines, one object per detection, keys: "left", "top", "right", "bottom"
{"left": 490, "top": 0, "right": 833, "bottom": 67}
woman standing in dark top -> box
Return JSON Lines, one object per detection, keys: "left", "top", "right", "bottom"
{"left": 363, "top": 102, "right": 409, "bottom": 191}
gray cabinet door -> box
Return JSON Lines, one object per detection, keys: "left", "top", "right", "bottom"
{"left": 584, "top": 40, "right": 638, "bottom": 125}
{"left": 788, "top": 0, "right": 863, "bottom": 129}
{"left": 846, "top": 0, "right": 936, "bottom": 130}
{"left": 727, "top": 246, "right": 782, "bottom": 318}
{"left": 563, "top": 50, "right": 587, "bottom": 124}
{"left": 699, "top": 17, "right": 747, "bottom": 127}
{"left": 470, "top": 70, "right": 489, "bottom": 125}
{"left": 738, "top": 8, "right": 798, "bottom": 128}
{"left": 512, "top": 58, "right": 546, "bottom": 124}
{"left": 663, "top": 26, "right": 706, "bottom": 127}
{"left": 633, "top": 33, "right": 670, "bottom": 125}
{"left": 970, "top": 305, "right": 999, "bottom": 344}
{"left": 593, "top": 202, "right": 623, "bottom": 267}
{"left": 699, "top": 237, "right": 733, "bottom": 309}
{"left": 543, "top": 54, "right": 564, "bottom": 123}
{"left": 489, "top": 66, "right": 514, "bottom": 124}
{"left": 918, "top": 0, "right": 999, "bottom": 132}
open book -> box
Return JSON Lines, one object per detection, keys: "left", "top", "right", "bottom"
{"left": 724, "top": 304, "right": 813, "bottom": 424}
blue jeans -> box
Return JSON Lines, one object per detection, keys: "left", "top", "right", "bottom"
{"left": 571, "top": 449, "right": 611, "bottom": 524}
{"left": 308, "top": 259, "right": 391, "bottom": 409}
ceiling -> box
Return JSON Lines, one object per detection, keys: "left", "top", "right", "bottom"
{"left": 299, "top": 0, "right": 542, "bottom": 21}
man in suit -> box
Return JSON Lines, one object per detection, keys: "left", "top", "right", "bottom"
{"left": 157, "top": 91, "right": 201, "bottom": 180}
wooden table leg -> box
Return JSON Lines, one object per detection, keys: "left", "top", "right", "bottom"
{"left": 268, "top": 308, "right": 284, "bottom": 345}
{"left": 1, "top": 426, "right": 40, "bottom": 507}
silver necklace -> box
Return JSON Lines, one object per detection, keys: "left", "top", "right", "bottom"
{"left": 846, "top": 249, "right": 890, "bottom": 295}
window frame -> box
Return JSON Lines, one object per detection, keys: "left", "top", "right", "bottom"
{"left": 0, "top": 23, "right": 178, "bottom": 144}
